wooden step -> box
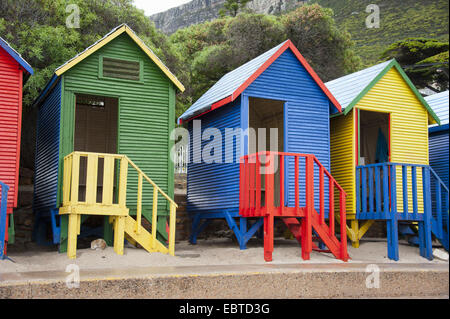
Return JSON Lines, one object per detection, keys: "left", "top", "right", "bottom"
{"left": 123, "top": 215, "right": 169, "bottom": 254}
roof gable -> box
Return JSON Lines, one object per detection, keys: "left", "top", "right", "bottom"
{"left": 54, "top": 24, "right": 184, "bottom": 92}
{"left": 0, "top": 37, "right": 33, "bottom": 75}
{"left": 326, "top": 59, "right": 440, "bottom": 124}
{"left": 178, "top": 40, "right": 342, "bottom": 123}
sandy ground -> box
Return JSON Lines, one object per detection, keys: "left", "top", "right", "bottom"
{"left": 0, "top": 237, "right": 447, "bottom": 274}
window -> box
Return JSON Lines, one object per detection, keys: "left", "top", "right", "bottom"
{"left": 101, "top": 57, "right": 142, "bottom": 81}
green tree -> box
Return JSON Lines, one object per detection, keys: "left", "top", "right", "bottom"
{"left": 381, "top": 38, "right": 449, "bottom": 92}
{"left": 219, "top": 0, "right": 251, "bottom": 17}
{"left": 281, "top": 4, "right": 361, "bottom": 81}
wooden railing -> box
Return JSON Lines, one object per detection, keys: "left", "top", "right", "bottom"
{"left": 239, "top": 151, "right": 348, "bottom": 261}
{"left": 0, "top": 181, "right": 9, "bottom": 260}
{"left": 61, "top": 151, "right": 177, "bottom": 258}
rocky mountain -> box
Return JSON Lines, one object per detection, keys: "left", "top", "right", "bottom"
{"left": 150, "top": 0, "right": 308, "bottom": 34}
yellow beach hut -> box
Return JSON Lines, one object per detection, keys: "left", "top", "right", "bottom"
{"left": 325, "top": 59, "right": 446, "bottom": 260}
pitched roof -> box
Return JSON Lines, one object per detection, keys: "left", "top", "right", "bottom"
{"left": 426, "top": 90, "right": 449, "bottom": 128}
{"left": 325, "top": 59, "right": 440, "bottom": 124}
{"left": 178, "top": 40, "right": 342, "bottom": 124}
{"left": 56, "top": 24, "right": 183, "bottom": 91}
{"left": 0, "top": 36, "right": 33, "bottom": 75}
{"left": 33, "top": 24, "right": 184, "bottom": 107}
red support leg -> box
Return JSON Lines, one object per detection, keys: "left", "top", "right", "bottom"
{"left": 264, "top": 215, "right": 274, "bottom": 262}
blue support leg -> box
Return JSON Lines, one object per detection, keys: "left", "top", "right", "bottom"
{"left": 419, "top": 220, "right": 433, "bottom": 260}
{"left": 189, "top": 213, "right": 201, "bottom": 245}
{"left": 386, "top": 216, "right": 399, "bottom": 261}
{"left": 224, "top": 212, "right": 245, "bottom": 250}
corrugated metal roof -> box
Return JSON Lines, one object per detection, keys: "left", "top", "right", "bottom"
{"left": 178, "top": 40, "right": 342, "bottom": 123}
{"left": 426, "top": 90, "right": 449, "bottom": 126}
{"left": 325, "top": 60, "right": 392, "bottom": 112}
{"left": 179, "top": 41, "right": 287, "bottom": 123}
{"left": 0, "top": 36, "right": 33, "bottom": 75}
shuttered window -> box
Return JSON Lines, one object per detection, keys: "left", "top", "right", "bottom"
{"left": 102, "top": 57, "right": 141, "bottom": 81}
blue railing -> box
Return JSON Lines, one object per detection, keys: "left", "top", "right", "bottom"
{"left": 356, "top": 162, "right": 449, "bottom": 255}
{"left": 0, "top": 181, "right": 10, "bottom": 260}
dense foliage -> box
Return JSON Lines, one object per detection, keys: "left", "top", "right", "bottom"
{"left": 171, "top": 4, "right": 362, "bottom": 117}
{"left": 0, "top": 0, "right": 181, "bottom": 106}
{"left": 381, "top": 38, "right": 449, "bottom": 92}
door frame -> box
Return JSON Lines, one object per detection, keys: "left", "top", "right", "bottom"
{"left": 241, "top": 93, "right": 289, "bottom": 206}
{"left": 356, "top": 108, "right": 392, "bottom": 166}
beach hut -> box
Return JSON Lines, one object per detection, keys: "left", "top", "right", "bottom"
{"left": 426, "top": 91, "right": 449, "bottom": 188}
{"left": 326, "top": 59, "right": 447, "bottom": 260}
{"left": 32, "top": 24, "right": 183, "bottom": 258}
{"left": 426, "top": 90, "right": 449, "bottom": 251}
{"left": 0, "top": 37, "right": 33, "bottom": 256}
{"left": 178, "top": 40, "right": 349, "bottom": 261}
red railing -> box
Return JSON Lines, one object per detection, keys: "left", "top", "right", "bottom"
{"left": 239, "top": 151, "right": 348, "bottom": 261}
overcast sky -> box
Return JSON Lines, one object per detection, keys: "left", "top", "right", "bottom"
{"left": 133, "top": 0, "right": 192, "bottom": 15}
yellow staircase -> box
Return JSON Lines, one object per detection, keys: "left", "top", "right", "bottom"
{"left": 59, "top": 152, "right": 177, "bottom": 259}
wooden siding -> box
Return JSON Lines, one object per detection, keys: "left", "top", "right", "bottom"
{"left": 245, "top": 50, "right": 332, "bottom": 211}
{"left": 60, "top": 33, "right": 174, "bottom": 216}
{"left": 0, "top": 46, "right": 22, "bottom": 211}
{"left": 187, "top": 99, "right": 242, "bottom": 213}
{"left": 356, "top": 67, "right": 429, "bottom": 213}
{"left": 429, "top": 130, "right": 449, "bottom": 188}
{"left": 33, "top": 80, "right": 62, "bottom": 212}
{"left": 330, "top": 110, "right": 355, "bottom": 216}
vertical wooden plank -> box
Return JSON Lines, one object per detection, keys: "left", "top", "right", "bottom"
{"left": 265, "top": 153, "right": 275, "bottom": 213}
{"left": 85, "top": 154, "right": 98, "bottom": 205}
{"left": 71, "top": 153, "right": 80, "bottom": 204}
{"left": 420, "top": 167, "right": 433, "bottom": 260}
{"left": 390, "top": 165, "right": 397, "bottom": 217}
{"left": 249, "top": 157, "right": 255, "bottom": 215}
{"left": 280, "top": 155, "right": 285, "bottom": 214}
{"left": 435, "top": 181, "right": 443, "bottom": 239}
{"left": 402, "top": 165, "right": 408, "bottom": 219}
{"left": 152, "top": 187, "right": 158, "bottom": 250}
{"left": 303, "top": 155, "right": 313, "bottom": 260}
{"left": 329, "top": 180, "right": 335, "bottom": 235}
{"left": 114, "top": 216, "right": 125, "bottom": 255}
{"left": 375, "top": 166, "right": 381, "bottom": 212}
{"left": 319, "top": 165, "right": 324, "bottom": 225}
{"left": 102, "top": 156, "right": 114, "bottom": 205}
{"left": 361, "top": 167, "right": 367, "bottom": 213}
{"left": 412, "top": 166, "right": 418, "bottom": 219}
{"left": 263, "top": 215, "right": 274, "bottom": 262}
{"left": 169, "top": 203, "right": 176, "bottom": 256}
{"left": 295, "top": 156, "right": 299, "bottom": 213}
{"left": 67, "top": 213, "right": 78, "bottom": 259}
{"left": 339, "top": 192, "right": 348, "bottom": 261}
{"left": 368, "top": 167, "right": 373, "bottom": 213}
{"left": 255, "top": 154, "right": 261, "bottom": 216}
{"left": 239, "top": 157, "right": 245, "bottom": 215}
{"left": 135, "top": 173, "right": 143, "bottom": 234}
{"left": 383, "top": 164, "right": 390, "bottom": 219}
{"left": 118, "top": 157, "right": 128, "bottom": 208}
{"left": 356, "top": 167, "right": 360, "bottom": 215}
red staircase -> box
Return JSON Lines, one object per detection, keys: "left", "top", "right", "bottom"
{"left": 239, "top": 152, "right": 348, "bottom": 262}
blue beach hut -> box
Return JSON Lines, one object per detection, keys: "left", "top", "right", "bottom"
{"left": 178, "top": 40, "right": 343, "bottom": 250}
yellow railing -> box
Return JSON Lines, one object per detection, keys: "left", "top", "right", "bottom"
{"left": 60, "top": 151, "right": 177, "bottom": 259}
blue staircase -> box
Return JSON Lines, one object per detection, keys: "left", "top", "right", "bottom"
{"left": 356, "top": 163, "right": 449, "bottom": 261}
